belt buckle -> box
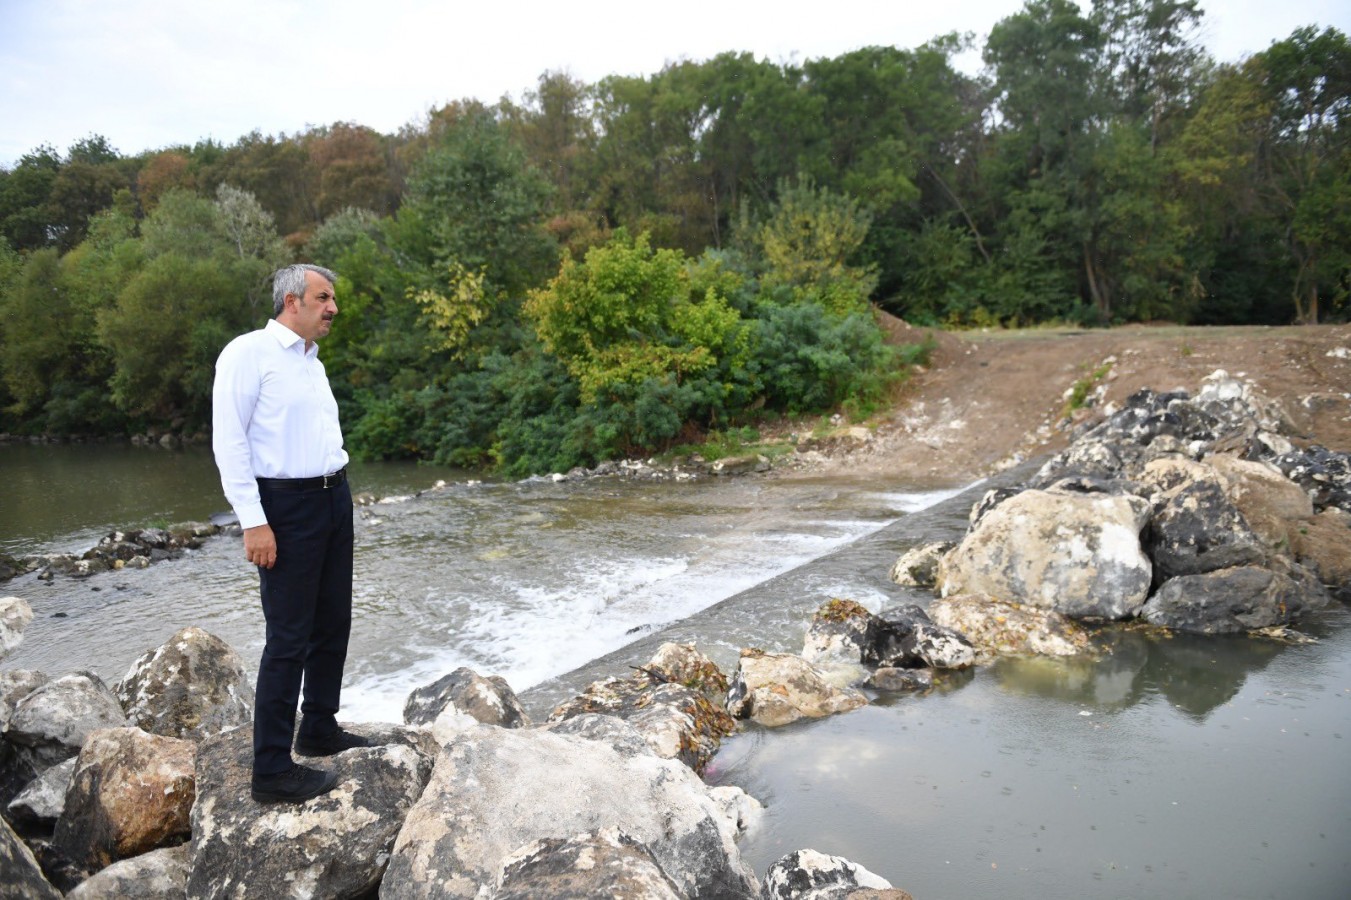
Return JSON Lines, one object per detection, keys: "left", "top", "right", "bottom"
{"left": 323, "top": 471, "right": 337, "bottom": 488}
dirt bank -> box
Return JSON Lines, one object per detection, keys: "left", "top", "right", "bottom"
{"left": 805, "top": 319, "right": 1351, "bottom": 486}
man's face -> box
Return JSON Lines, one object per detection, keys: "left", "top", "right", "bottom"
{"left": 289, "top": 271, "right": 338, "bottom": 343}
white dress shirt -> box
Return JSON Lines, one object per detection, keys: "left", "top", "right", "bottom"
{"left": 212, "top": 319, "right": 349, "bottom": 528}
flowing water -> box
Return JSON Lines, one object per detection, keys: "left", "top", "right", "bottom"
{"left": 2, "top": 443, "right": 1349, "bottom": 899}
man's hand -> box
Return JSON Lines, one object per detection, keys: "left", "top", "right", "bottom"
{"left": 243, "top": 524, "right": 277, "bottom": 569}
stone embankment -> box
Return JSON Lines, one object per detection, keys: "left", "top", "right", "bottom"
{"left": 1, "top": 369, "right": 1347, "bottom": 898}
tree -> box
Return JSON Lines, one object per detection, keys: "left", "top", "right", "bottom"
{"left": 0, "top": 145, "right": 62, "bottom": 251}
{"left": 1257, "top": 26, "right": 1351, "bottom": 322}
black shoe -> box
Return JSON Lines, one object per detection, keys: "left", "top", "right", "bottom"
{"left": 250, "top": 764, "right": 338, "bottom": 803}
{"left": 294, "top": 728, "right": 372, "bottom": 757}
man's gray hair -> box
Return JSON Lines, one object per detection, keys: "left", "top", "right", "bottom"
{"left": 273, "top": 264, "right": 338, "bottom": 316}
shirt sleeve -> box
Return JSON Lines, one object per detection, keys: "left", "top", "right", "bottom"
{"left": 211, "top": 338, "right": 267, "bottom": 528}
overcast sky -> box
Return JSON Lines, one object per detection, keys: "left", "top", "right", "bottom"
{"left": 2, "top": 0, "right": 1348, "bottom": 168}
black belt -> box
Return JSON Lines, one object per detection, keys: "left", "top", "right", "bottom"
{"left": 257, "top": 468, "right": 347, "bottom": 491}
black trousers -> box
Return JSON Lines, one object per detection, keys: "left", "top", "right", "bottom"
{"left": 253, "top": 479, "right": 353, "bottom": 775}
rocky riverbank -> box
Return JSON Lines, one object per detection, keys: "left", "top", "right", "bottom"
{"left": 1, "top": 369, "right": 1349, "bottom": 898}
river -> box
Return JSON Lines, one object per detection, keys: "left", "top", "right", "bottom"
{"left": 2, "top": 442, "right": 1348, "bottom": 899}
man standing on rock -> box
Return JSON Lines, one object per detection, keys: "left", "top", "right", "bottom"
{"left": 212, "top": 263, "right": 369, "bottom": 803}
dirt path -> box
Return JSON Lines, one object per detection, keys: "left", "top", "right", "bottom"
{"left": 804, "top": 320, "right": 1351, "bottom": 486}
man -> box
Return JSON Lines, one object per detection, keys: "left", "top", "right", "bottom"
{"left": 212, "top": 263, "right": 369, "bottom": 804}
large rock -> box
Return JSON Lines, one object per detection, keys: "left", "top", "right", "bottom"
{"left": 1144, "top": 479, "right": 1269, "bottom": 582}
{"left": 51, "top": 727, "right": 196, "bottom": 879}
{"left": 1, "top": 595, "right": 34, "bottom": 660}
{"left": 6, "top": 756, "right": 76, "bottom": 829}
{"left": 1272, "top": 444, "right": 1351, "bottom": 513}
{"left": 725, "top": 650, "right": 867, "bottom": 728}
{"left": 65, "top": 844, "right": 190, "bottom": 899}
{"left": 761, "top": 849, "right": 908, "bottom": 900}
{"left": 928, "top": 594, "right": 1091, "bottom": 661}
{"left": 801, "top": 599, "right": 880, "bottom": 671}
{"left": 114, "top": 627, "right": 254, "bottom": 741}
{"left": 0, "top": 668, "right": 47, "bottom": 733}
{"left": 403, "top": 667, "right": 530, "bottom": 729}
{"left": 6, "top": 671, "right": 128, "bottom": 769}
{"left": 1207, "top": 453, "right": 1314, "bottom": 547}
{"left": 0, "top": 814, "right": 62, "bottom": 899}
{"left": 548, "top": 644, "right": 736, "bottom": 773}
{"left": 187, "top": 723, "right": 435, "bottom": 900}
{"left": 1142, "top": 559, "right": 1331, "bottom": 634}
{"left": 886, "top": 542, "right": 953, "bottom": 589}
{"left": 493, "top": 828, "right": 684, "bottom": 899}
{"left": 1291, "top": 507, "right": 1351, "bottom": 602}
{"left": 381, "top": 725, "right": 759, "bottom": 899}
{"left": 938, "top": 488, "right": 1153, "bottom": 620}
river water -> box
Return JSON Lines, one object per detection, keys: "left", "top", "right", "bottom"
{"left": 2, "top": 443, "right": 1349, "bottom": 899}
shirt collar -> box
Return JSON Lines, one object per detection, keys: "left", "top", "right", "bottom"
{"left": 265, "top": 318, "right": 317, "bottom": 357}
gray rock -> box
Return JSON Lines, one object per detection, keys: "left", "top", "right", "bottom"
{"left": 1142, "top": 559, "right": 1332, "bottom": 634}
{"left": 0, "top": 814, "right": 62, "bottom": 899}
{"left": 801, "top": 599, "right": 880, "bottom": 668}
{"left": 886, "top": 542, "right": 953, "bottom": 589}
{"left": 548, "top": 650, "right": 736, "bottom": 774}
{"left": 726, "top": 650, "right": 867, "bottom": 728}
{"left": 404, "top": 667, "right": 530, "bottom": 729}
{"left": 493, "top": 828, "right": 684, "bottom": 900}
{"left": 760, "top": 849, "right": 901, "bottom": 900}
{"left": 1144, "top": 480, "right": 1269, "bottom": 582}
{"left": 6, "top": 671, "right": 129, "bottom": 769}
{"left": 938, "top": 488, "right": 1153, "bottom": 620}
{"left": 66, "top": 844, "right": 190, "bottom": 899}
{"left": 52, "top": 727, "right": 196, "bottom": 880}
{"left": 544, "top": 713, "right": 657, "bottom": 759}
{"left": 1, "top": 595, "right": 34, "bottom": 660}
{"left": 899, "top": 622, "right": 978, "bottom": 669}
{"left": 187, "top": 723, "right": 434, "bottom": 900}
{"left": 114, "top": 626, "right": 254, "bottom": 741}
{"left": 6, "top": 756, "right": 76, "bottom": 828}
{"left": 0, "top": 668, "right": 47, "bottom": 732}
{"left": 382, "top": 725, "right": 759, "bottom": 899}
{"left": 711, "top": 454, "right": 770, "bottom": 476}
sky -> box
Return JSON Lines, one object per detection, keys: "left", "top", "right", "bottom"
{"left": 2, "top": 0, "right": 1348, "bottom": 168}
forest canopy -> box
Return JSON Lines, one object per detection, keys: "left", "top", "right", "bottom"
{"left": 1, "top": 0, "right": 1347, "bottom": 473}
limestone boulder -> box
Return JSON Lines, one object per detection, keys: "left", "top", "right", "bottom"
{"left": 548, "top": 676, "right": 735, "bottom": 774}
{"left": 187, "top": 723, "right": 435, "bottom": 900}
{"left": 6, "top": 671, "right": 128, "bottom": 769}
{"left": 761, "top": 849, "right": 908, "bottom": 900}
{"left": 886, "top": 542, "right": 953, "bottom": 589}
{"left": 65, "top": 844, "right": 189, "bottom": 899}
{"left": 645, "top": 641, "right": 730, "bottom": 699}
{"left": 1, "top": 595, "right": 34, "bottom": 660}
{"left": 51, "top": 727, "right": 195, "bottom": 879}
{"left": 801, "top": 599, "right": 880, "bottom": 670}
{"left": 114, "top": 627, "right": 253, "bottom": 741}
{"left": 1144, "top": 479, "right": 1270, "bottom": 582}
{"left": 6, "top": 756, "right": 75, "bottom": 829}
{"left": 1, "top": 668, "right": 47, "bottom": 732}
{"left": 1291, "top": 507, "right": 1351, "bottom": 602}
{"left": 1142, "top": 559, "right": 1332, "bottom": 634}
{"left": 725, "top": 650, "right": 867, "bottom": 728}
{"left": 0, "top": 814, "right": 61, "bottom": 899}
{"left": 493, "top": 828, "right": 684, "bottom": 900}
{"left": 928, "top": 594, "right": 1092, "bottom": 662}
{"left": 1207, "top": 453, "right": 1314, "bottom": 547}
{"left": 544, "top": 712, "right": 656, "bottom": 759}
{"left": 938, "top": 488, "right": 1153, "bottom": 620}
{"left": 381, "top": 725, "right": 759, "bottom": 899}
{"left": 404, "top": 667, "right": 530, "bottom": 729}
